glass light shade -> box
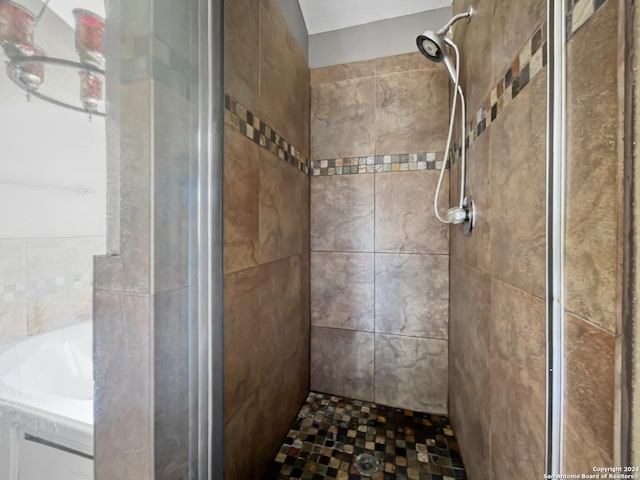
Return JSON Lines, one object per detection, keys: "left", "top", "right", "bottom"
{"left": 79, "top": 71, "right": 103, "bottom": 113}
{"left": 6, "top": 44, "right": 45, "bottom": 91}
{"left": 0, "top": 1, "right": 35, "bottom": 59}
{"left": 72, "top": 9, "right": 104, "bottom": 69}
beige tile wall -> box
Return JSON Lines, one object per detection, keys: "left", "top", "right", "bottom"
{"left": 449, "top": 0, "right": 623, "bottom": 477}
{"left": 0, "top": 236, "right": 104, "bottom": 344}
{"left": 449, "top": 1, "right": 549, "bottom": 478}
{"left": 564, "top": 0, "right": 622, "bottom": 470}
{"left": 309, "top": 53, "right": 451, "bottom": 414}
{"left": 223, "top": 0, "right": 310, "bottom": 477}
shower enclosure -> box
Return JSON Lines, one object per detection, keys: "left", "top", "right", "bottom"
{"left": 1, "top": 0, "right": 635, "bottom": 478}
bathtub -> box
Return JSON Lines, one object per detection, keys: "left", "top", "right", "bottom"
{"left": 0, "top": 322, "right": 94, "bottom": 479}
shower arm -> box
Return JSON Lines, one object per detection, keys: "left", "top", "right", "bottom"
{"left": 437, "top": 7, "right": 474, "bottom": 36}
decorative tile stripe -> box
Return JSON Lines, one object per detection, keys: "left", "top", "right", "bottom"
{"left": 311, "top": 152, "right": 446, "bottom": 176}
{"left": 567, "top": 0, "right": 607, "bottom": 40}
{"left": 266, "top": 391, "right": 466, "bottom": 480}
{"left": 0, "top": 274, "right": 92, "bottom": 302}
{"left": 457, "top": 0, "right": 607, "bottom": 157}
{"left": 460, "top": 19, "right": 548, "bottom": 155}
{"left": 224, "top": 95, "right": 311, "bottom": 175}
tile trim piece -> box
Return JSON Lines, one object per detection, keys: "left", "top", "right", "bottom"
{"left": 224, "top": 94, "right": 311, "bottom": 175}
{"left": 311, "top": 152, "right": 446, "bottom": 177}
{"left": 457, "top": 0, "right": 606, "bottom": 157}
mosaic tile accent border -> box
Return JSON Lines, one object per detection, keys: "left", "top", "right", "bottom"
{"left": 311, "top": 152, "right": 446, "bottom": 177}
{"left": 461, "top": 19, "right": 548, "bottom": 154}
{"left": 267, "top": 391, "right": 466, "bottom": 480}
{"left": 0, "top": 274, "right": 92, "bottom": 302}
{"left": 458, "top": 0, "right": 607, "bottom": 156}
{"left": 224, "top": 95, "right": 311, "bottom": 175}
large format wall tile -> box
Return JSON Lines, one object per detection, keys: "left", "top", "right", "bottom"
{"left": 258, "top": 256, "right": 302, "bottom": 387}
{"left": 26, "top": 237, "right": 102, "bottom": 280}
{"left": 563, "top": 313, "right": 615, "bottom": 473}
{"left": 223, "top": 126, "right": 260, "bottom": 274}
{"left": 0, "top": 239, "right": 25, "bottom": 285}
{"left": 311, "top": 77, "right": 376, "bottom": 160}
{"left": 449, "top": 259, "right": 490, "bottom": 479}
{"left": 0, "top": 301, "right": 27, "bottom": 343}
{"left": 224, "top": 0, "right": 259, "bottom": 110}
{"left": 224, "top": 391, "right": 262, "bottom": 480}
{"left": 259, "top": 149, "right": 308, "bottom": 263}
{"left": 95, "top": 81, "right": 152, "bottom": 295}
{"left": 453, "top": 0, "right": 496, "bottom": 114}
{"left": 375, "top": 52, "right": 432, "bottom": 75}
{"left": 26, "top": 289, "right": 92, "bottom": 335}
{"left": 223, "top": 267, "right": 260, "bottom": 422}
{"left": 311, "top": 252, "right": 374, "bottom": 331}
{"left": 0, "top": 240, "right": 27, "bottom": 342}
{"left": 311, "top": 326, "right": 374, "bottom": 401}
{"left": 491, "top": 0, "right": 545, "bottom": 88}
{"left": 489, "top": 279, "right": 545, "bottom": 480}
{"left": 375, "top": 171, "right": 449, "bottom": 254}
{"left": 259, "top": 0, "right": 310, "bottom": 155}
{"left": 154, "top": 288, "right": 189, "bottom": 478}
{"left": 375, "top": 333, "right": 448, "bottom": 413}
{"left": 375, "top": 253, "right": 448, "bottom": 339}
{"left": 310, "top": 59, "right": 376, "bottom": 85}
{"left": 311, "top": 174, "right": 374, "bottom": 252}
{"left": 489, "top": 71, "right": 546, "bottom": 299}
{"left": 449, "top": 130, "right": 491, "bottom": 272}
{"left": 375, "top": 69, "right": 449, "bottom": 155}
{"left": 94, "top": 291, "right": 152, "bottom": 480}
{"left": 565, "top": 0, "right": 621, "bottom": 333}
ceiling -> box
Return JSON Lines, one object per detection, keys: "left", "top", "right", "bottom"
{"left": 298, "top": 0, "right": 452, "bottom": 35}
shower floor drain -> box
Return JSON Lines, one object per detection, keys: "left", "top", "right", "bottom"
{"left": 353, "top": 453, "right": 380, "bottom": 476}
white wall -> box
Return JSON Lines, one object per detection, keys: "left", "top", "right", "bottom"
{"left": 308, "top": 6, "right": 453, "bottom": 68}
{"left": 0, "top": 2, "right": 106, "bottom": 343}
{"left": 0, "top": 0, "right": 106, "bottom": 239}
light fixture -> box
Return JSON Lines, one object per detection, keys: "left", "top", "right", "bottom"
{"left": 0, "top": 0, "right": 105, "bottom": 117}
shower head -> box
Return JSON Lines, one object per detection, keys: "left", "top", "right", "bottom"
{"left": 416, "top": 31, "right": 458, "bottom": 84}
{"left": 416, "top": 7, "right": 473, "bottom": 82}
{"left": 416, "top": 7, "right": 473, "bottom": 61}
{"left": 416, "top": 31, "right": 445, "bottom": 63}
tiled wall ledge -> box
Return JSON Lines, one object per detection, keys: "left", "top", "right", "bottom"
{"left": 456, "top": 0, "right": 607, "bottom": 158}
{"left": 224, "top": 94, "right": 311, "bottom": 175}
{"left": 311, "top": 152, "right": 446, "bottom": 177}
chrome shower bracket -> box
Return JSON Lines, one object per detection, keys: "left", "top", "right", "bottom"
{"left": 462, "top": 196, "right": 476, "bottom": 237}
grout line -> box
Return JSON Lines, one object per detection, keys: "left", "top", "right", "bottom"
{"left": 373, "top": 169, "right": 377, "bottom": 402}
{"left": 311, "top": 324, "right": 448, "bottom": 342}
{"left": 310, "top": 250, "right": 450, "bottom": 256}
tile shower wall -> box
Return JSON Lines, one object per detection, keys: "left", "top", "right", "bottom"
{"left": 93, "top": 1, "right": 199, "bottom": 478}
{"left": 449, "top": 0, "right": 623, "bottom": 478}
{"left": 309, "top": 53, "right": 451, "bottom": 414}
{"left": 563, "top": 0, "right": 622, "bottom": 472}
{"left": 223, "top": 0, "right": 310, "bottom": 478}
{"left": 0, "top": 236, "right": 104, "bottom": 343}
{"left": 448, "top": 0, "right": 547, "bottom": 479}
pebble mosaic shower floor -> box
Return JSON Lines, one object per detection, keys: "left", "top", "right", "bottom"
{"left": 266, "top": 392, "right": 467, "bottom": 480}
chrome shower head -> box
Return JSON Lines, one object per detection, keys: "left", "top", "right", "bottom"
{"left": 416, "top": 31, "right": 458, "bottom": 85}
{"left": 416, "top": 31, "right": 445, "bottom": 63}
{"left": 416, "top": 7, "right": 473, "bottom": 65}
